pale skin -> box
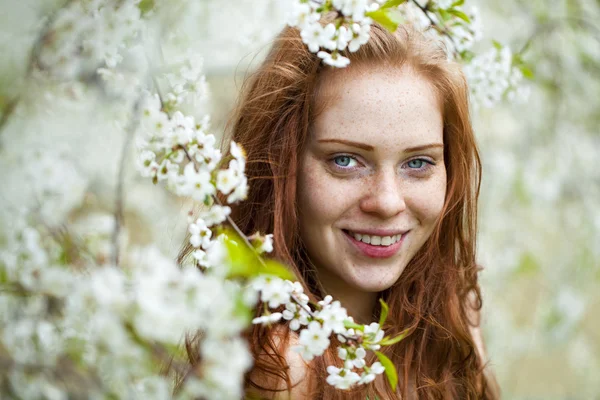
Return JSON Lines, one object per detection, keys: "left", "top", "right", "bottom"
{"left": 297, "top": 65, "right": 446, "bottom": 323}
{"left": 261, "top": 65, "right": 492, "bottom": 399}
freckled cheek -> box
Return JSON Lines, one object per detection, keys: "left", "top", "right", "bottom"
{"left": 297, "top": 165, "right": 358, "bottom": 223}
{"left": 405, "top": 177, "right": 447, "bottom": 222}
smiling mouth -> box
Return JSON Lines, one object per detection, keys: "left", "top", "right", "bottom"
{"left": 342, "top": 229, "right": 408, "bottom": 259}
{"left": 342, "top": 229, "right": 403, "bottom": 247}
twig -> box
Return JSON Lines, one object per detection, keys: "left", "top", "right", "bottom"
{"left": 178, "top": 145, "right": 266, "bottom": 264}
{"left": 410, "top": 0, "right": 459, "bottom": 56}
{"left": 212, "top": 194, "right": 266, "bottom": 263}
{"left": 0, "top": 97, "right": 20, "bottom": 134}
{"left": 112, "top": 98, "right": 142, "bottom": 266}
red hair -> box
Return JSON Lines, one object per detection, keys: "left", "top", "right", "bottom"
{"left": 181, "top": 22, "right": 499, "bottom": 399}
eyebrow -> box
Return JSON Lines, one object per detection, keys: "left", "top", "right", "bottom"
{"left": 317, "top": 139, "right": 444, "bottom": 153}
{"left": 317, "top": 139, "right": 374, "bottom": 151}
{"left": 404, "top": 143, "right": 444, "bottom": 152}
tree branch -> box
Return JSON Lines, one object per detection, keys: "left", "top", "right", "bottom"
{"left": 112, "top": 98, "right": 142, "bottom": 266}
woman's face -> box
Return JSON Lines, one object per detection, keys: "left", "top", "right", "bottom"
{"left": 297, "top": 66, "right": 446, "bottom": 297}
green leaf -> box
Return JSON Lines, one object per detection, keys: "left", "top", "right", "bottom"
{"left": 438, "top": 8, "right": 451, "bottom": 21}
{"left": 514, "top": 252, "right": 540, "bottom": 277}
{"left": 451, "top": 0, "right": 465, "bottom": 6}
{"left": 343, "top": 320, "right": 365, "bottom": 331}
{"left": 234, "top": 293, "right": 254, "bottom": 325}
{"left": 492, "top": 40, "right": 503, "bottom": 50}
{"left": 261, "top": 259, "right": 295, "bottom": 280}
{"left": 375, "top": 351, "right": 398, "bottom": 391}
{"left": 378, "top": 299, "right": 389, "bottom": 327}
{"left": 519, "top": 65, "right": 535, "bottom": 80}
{"left": 365, "top": 9, "right": 402, "bottom": 31}
{"left": 379, "top": 0, "right": 407, "bottom": 9}
{"left": 448, "top": 9, "right": 470, "bottom": 23}
{"left": 379, "top": 329, "right": 409, "bottom": 346}
{"left": 224, "top": 230, "right": 293, "bottom": 280}
{"left": 459, "top": 50, "right": 475, "bottom": 63}
{"left": 512, "top": 53, "right": 524, "bottom": 65}
{"left": 137, "top": 0, "right": 154, "bottom": 15}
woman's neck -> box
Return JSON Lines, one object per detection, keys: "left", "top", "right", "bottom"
{"left": 317, "top": 270, "right": 378, "bottom": 324}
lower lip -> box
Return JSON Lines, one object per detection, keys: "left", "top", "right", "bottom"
{"left": 343, "top": 230, "right": 408, "bottom": 259}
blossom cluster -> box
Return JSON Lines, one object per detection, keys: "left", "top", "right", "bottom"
{"left": 37, "top": 0, "right": 143, "bottom": 80}
{"left": 286, "top": 0, "right": 387, "bottom": 67}
{"left": 287, "top": 0, "right": 529, "bottom": 107}
{"left": 0, "top": 0, "right": 542, "bottom": 398}
{"left": 0, "top": 209, "right": 253, "bottom": 398}
{"left": 397, "top": 0, "right": 482, "bottom": 54}
{"left": 250, "top": 277, "right": 399, "bottom": 389}
{"left": 136, "top": 64, "right": 248, "bottom": 207}
{"left": 464, "top": 45, "right": 530, "bottom": 109}
{"left": 0, "top": 0, "right": 257, "bottom": 398}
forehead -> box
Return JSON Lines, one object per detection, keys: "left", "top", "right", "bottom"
{"left": 312, "top": 66, "right": 444, "bottom": 149}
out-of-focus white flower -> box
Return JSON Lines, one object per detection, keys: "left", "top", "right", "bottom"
{"left": 178, "top": 162, "right": 215, "bottom": 201}
{"left": 169, "top": 111, "right": 196, "bottom": 146}
{"left": 196, "top": 205, "right": 231, "bottom": 227}
{"left": 138, "top": 150, "right": 158, "bottom": 177}
{"left": 349, "top": 23, "right": 370, "bottom": 52}
{"left": 252, "top": 312, "right": 283, "bottom": 325}
{"left": 318, "top": 300, "right": 348, "bottom": 334}
{"left": 464, "top": 45, "right": 527, "bottom": 109}
{"left": 216, "top": 167, "right": 239, "bottom": 195}
{"left": 286, "top": 1, "right": 319, "bottom": 29}
{"left": 204, "top": 234, "right": 229, "bottom": 269}
{"left": 317, "top": 51, "right": 351, "bottom": 68}
{"left": 363, "top": 322, "right": 384, "bottom": 350}
{"left": 250, "top": 232, "right": 274, "bottom": 254}
{"left": 333, "top": 0, "right": 369, "bottom": 22}
{"left": 230, "top": 141, "right": 245, "bottom": 161}
{"left": 436, "top": 0, "right": 454, "bottom": 9}
{"left": 189, "top": 219, "right": 213, "bottom": 249}
{"left": 282, "top": 301, "right": 310, "bottom": 331}
{"left": 252, "top": 275, "right": 292, "bottom": 308}
{"left": 293, "top": 321, "right": 331, "bottom": 361}
{"left": 227, "top": 175, "right": 249, "bottom": 203}
{"left": 326, "top": 365, "right": 361, "bottom": 389}
{"left": 359, "top": 361, "right": 385, "bottom": 383}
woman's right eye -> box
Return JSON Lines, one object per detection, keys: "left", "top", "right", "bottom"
{"left": 332, "top": 155, "right": 358, "bottom": 169}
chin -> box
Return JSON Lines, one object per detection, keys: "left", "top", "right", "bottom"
{"left": 348, "top": 268, "right": 404, "bottom": 293}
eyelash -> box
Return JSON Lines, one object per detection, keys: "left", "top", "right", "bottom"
{"left": 403, "top": 158, "right": 435, "bottom": 173}
{"left": 330, "top": 154, "right": 360, "bottom": 170}
{"left": 329, "top": 154, "right": 435, "bottom": 173}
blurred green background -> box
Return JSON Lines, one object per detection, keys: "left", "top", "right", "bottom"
{"left": 1, "top": 0, "right": 599, "bottom": 398}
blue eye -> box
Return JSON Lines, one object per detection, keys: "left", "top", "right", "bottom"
{"left": 407, "top": 159, "right": 427, "bottom": 169}
{"left": 333, "top": 155, "right": 356, "bottom": 168}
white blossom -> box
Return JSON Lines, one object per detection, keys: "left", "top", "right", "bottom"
{"left": 293, "top": 321, "right": 331, "bottom": 361}
{"left": 196, "top": 205, "right": 232, "bottom": 227}
{"left": 189, "top": 219, "right": 213, "bottom": 249}
{"left": 252, "top": 275, "right": 292, "bottom": 308}
{"left": 326, "top": 366, "right": 361, "bottom": 389}
{"left": 252, "top": 312, "right": 283, "bottom": 325}
{"left": 178, "top": 162, "right": 215, "bottom": 201}
{"left": 317, "top": 51, "right": 351, "bottom": 68}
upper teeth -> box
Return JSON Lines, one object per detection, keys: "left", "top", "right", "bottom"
{"left": 351, "top": 232, "right": 403, "bottom": 246}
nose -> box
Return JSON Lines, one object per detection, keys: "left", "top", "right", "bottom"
{"left": 359, "top": 168, "right": 406, "bottom": 218}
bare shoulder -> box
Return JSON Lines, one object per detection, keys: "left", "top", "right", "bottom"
{"left": 465, "top": 290, "right": 488, "bottom": 362}
{"left": 248, "top": 326, "right": 312, "bottom": 400}
{"left": 465, "top": 290, "right": 502, "bottom": 397}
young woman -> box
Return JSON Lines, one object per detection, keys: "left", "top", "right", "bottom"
{"left": 183, "top": 21, "right": 500, "bottom": 400}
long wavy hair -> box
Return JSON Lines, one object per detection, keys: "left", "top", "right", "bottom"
{"left": 180, "top": 22, "right": 499, "bottom": 400}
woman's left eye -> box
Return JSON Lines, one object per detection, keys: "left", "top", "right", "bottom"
{"left": 406, "top": 158, "right": 432, "bottom": 170}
